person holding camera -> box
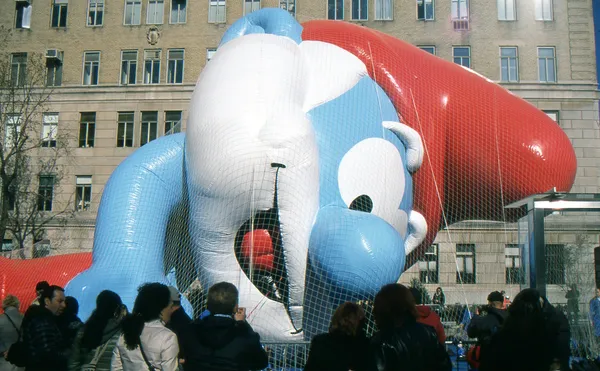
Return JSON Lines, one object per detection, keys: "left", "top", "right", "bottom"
{"left": 466, "top": 291, "right": 508, "bottom": 370}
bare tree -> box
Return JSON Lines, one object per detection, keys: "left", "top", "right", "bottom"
{"left": 0, "top": 25, "right": 73, "bottom": 257}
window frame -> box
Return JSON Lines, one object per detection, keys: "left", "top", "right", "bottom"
{"left": 170, "top": 0, "right": 187, "bottom": 23}
{"left": 165, "top": 111, "right": 182, "bottom": 134}
{"left": 416, "top": 0, "right": 434, "bottom": 21}
{"left": 75, "top": 176, "right": 92, "bottom": 212}
{"left": 206, "top": 48, "right": 217, "bottom": 63}
{"left": 37, "top": 175, "right": 55, "bottom": 212}
{"left": 42, "top": 113, "right": 58, "bottom": 148}
{"left": 140, "top": 111, "right": 158, "bottom": 146}
{"left": 452, "top": 46, "right": 471, "bottom": 68}
{"left": 497, "top": 0, "right": 516, "bottom": 21}
{"left": 82, "top": 51, "right": 100, "bottom": 86}
{"left": 505, "top": 244, "right": 524, "bottom": 285}
{"left": 11, "top": 52, "right": 27, "bottom": 87}
{"left": 124, "top": 0, "right": 142, "bottom": 25}
{"left": 79, "top": 112, "right": 96, "bottom": 148}
{"left": 143, "top": 49, "right": 161, "bottom": 85}
{"left": 351, "top": 0, "right": 368, "bottom": 20}
{"left": 537, "top": 46, "right": 557, "bottom": 83}
{"left": 327, "top": 0, "right": 344, "bottom": 20}
{"left": 374, "top": 0, "right": 392, "bottom": 21}
{"left": 456, "top": 243, "right": 476, "bottom": 284}
{"left": 280, "top": 0, "right": 296, "bottom": 18}
{"left": 51, "top": 0, "right": 69, "bottom": 28}
{"left": 418, "top": 45, "right": 436, "bottom": 55}
{"left": 15, "top": 1, "right": 32, "bottom": 29}
{"left": 146, "top": 0, "right": 164, "bottom": 24}
{"left": 46, "top": 52, "right": 63, "bottom": 87}
{"left": 244, "top": 0, "right": 261, "bottom": 15}
{"left": 87, "top": 0, "right": 104, "bottom": 27}
{"left": 419, "top": 244, "right": 439, "bottom": 284}
{"left": 451, "top": 0, "right": 468, "bottom": 20}
{"left": 117, "top": 112, "right": 135, "bottom": 147}
{"left": 167, "top": 49, "right": 184, "bottom": 84}
{"left": 542, "top": 110, "right": 560, "bottom": 123}
{"left": 535, "top": 0, "right": 553, "bottom": 21}
{"left": 499, "top": 46, "right": 519, "bottom": 82}
{"left": 208, "top": 0, "right": 227, "bottom": 23}
{"left": 545, "top": 244, "right": 566, "bottom": 285}
{"left": 120, "top": 50, "right": 138, "bottom": 85}
{"left": 5, "top": 114, "right": 22, "bottom": 148}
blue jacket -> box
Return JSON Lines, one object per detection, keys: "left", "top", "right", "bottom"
{"left": 590, "top": 297, "right": 600, "bottom": 336}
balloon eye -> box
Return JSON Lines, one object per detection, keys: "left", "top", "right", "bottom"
{"left": 349, "top": 195, "right": 373, "bottom": 213}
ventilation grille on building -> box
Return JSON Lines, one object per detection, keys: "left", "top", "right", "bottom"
{"left": 452, "top": 19, "right": 469, "bottom": 31}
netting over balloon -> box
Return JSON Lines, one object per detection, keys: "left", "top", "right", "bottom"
{"left": 0, "top": 8, "right": 581, "bottom": 346}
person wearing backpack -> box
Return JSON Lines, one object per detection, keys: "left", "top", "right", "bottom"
{"left": 0, "top": 295, "right": 24, "bottom": 371}
{"left": 69, "top": 290, "right": 126, "bottom": 371}
{"left": 466, "top": 291, "right": 508, "bottom": 370}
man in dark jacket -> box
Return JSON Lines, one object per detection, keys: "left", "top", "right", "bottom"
{"left": 186, "top": 282, "right": 268, "bottom": 371}
{"left": 21, "top": 285, "right": 68, "bottom": 371}
{"left": 467, "top": 291, "right": 508, "bottom": 341}
{"left": 541, "top": 296, "right": 571, "bottom": 371}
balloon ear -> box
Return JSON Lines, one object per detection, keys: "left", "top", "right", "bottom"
{"left": 220, "top": 8, "right": 303, "bottom": 48}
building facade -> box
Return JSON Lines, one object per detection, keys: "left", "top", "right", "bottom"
{"left": 0, "top": 0, "right": 599, "bottom": 305}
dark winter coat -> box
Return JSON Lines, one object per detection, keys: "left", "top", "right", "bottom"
{"left": 370, "top": 319, "right": 451, "bottom": 371}
{"left": 467, "top": 306, "right": 507, "bottom": 342}
{"left": 21, "top": 305, "right": 68, "bottom": 371}
{"left": 304, "top": 331, "right": 376, "bottom": 371}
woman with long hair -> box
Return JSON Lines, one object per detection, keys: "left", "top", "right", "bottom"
{"left": 68, "top": 290, "right": 125, "bottom": 371}
{"left": 304, "top": 302, "right": 375, "bottom": 371}
{"left": 479, "top": 288, "right": 562, "bottom": 371}
{"left": 111, "top": 283, "right": 178, "bottom": 371}
{"left": 371, "top": 284, "right": 451, "bottom": 371}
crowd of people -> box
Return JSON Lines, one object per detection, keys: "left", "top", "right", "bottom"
{"left": 0, "top": 279, "right": 590, "bottom": 371}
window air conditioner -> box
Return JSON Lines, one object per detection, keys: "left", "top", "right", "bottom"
{"left": 46, "top": 49, "right": 61, "bottom": 61}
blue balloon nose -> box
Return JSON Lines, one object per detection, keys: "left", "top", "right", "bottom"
{"left": 219, "top": 8, "right": 303, "bottom": 48}
{"left": 309, "top": 206, "right": 405, "bottom": 296}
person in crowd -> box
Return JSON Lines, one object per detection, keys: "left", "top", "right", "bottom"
{"left": 165, "top": 286, "right": 193, "bottom": 368}
{"left": 30, "top": 282, "right": 50, "bottom": 307}
{"left": 479, "top": 288, "right": 569, "bottom": 371}
{"left": 304, "top": 302, "right": 375, "bottom": 371}
{"left": 590, "top": 288, "right": 600, "bottom": 343}
{"left": 500, "top": 291, "right": 511, "bottom": 309}
{"left": 466, "top": 291, "right": 508, "bottom": 369}
{"left": 370, "top": 284, "right": 451, "bottom": 371}
{"left": 57, "top": 297, "right": 83, "bottom": 350}
{"left": 541, "top": 292, "right": 571, "bottom": 371}
{"left": 21, "top": 285, "right": 68, "bottom": 371}
{"left": 0, "top": 295, "right": 23, "bottom": 371}
{"left": 186, "top": 282, "right": 268, "bottom": 371}
{"left": 565, "top": 284, "right": 580, "bottom": 322}
{"left": 432, "top": 287, "right": 445, "bottom": 307}
{"left": 69, "top": 290, "right": 125, "bottom": 371}
{"left": 111, "top": 283, "right": 179, "bottom": 371}
{"left": 409, "top": 287, "right": 445, "bottom": 344}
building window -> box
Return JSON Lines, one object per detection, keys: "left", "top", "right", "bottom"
{"left": 451, "top": 0, "right": 468, "bottom": 19}
{"left": 37, "top": 176, "right": 54, "bottom": 212}
{"left": 546, "top": 244, "right": 565, "bottom": 285}
{"left": 5, "top": 114, "right": 21, "bottom": 148}
{"left": 144, "top": 50, "right": 161, "bottom": 84}
{"left": 497, "top": 0, "right": 515, "bottom": 20}
{"left": 453, "top": 46, "right": 470, "bottom": 68}
{"left": 328, "top": 0, "right": 343, "bottom": 20}
{"left": 147, "top": 0, "right": 164, "bottom": 24}
{"left": 42, "top": 113, "right": 58, "bottom": 148}
{"left": 165, "top": 111, "right": 182, "bottom": 134}
{"left": 76, "top": 176, "right": 92, "bottom": 211}
{"left": 419, "top": 244, "right": 439, "bottom": 284}
{"left": 505, "top": 244, "right": 524, "bottom": 284}
{"left": 543, "top": 110, "right": 559, "bottom": 123}
{"left": 1, "top": 239, "right": 13, "bottom": 252}
{"left": 280, "top": 0, "right": 295, "bottom": 17}
{"left": 207, "top": 49, "right": 217, "bottom": 63}
{"left": 125, "top": 0, "right": 142, "bottom": 25}
{"left": 46, "top": 51, "right": 63, "bottom": 87}
{"left": 141, "top": 111, "right": 158, "bottom": 146}
{"left": 120, "top": 50, "right": 138, "bottom": 85}
{"left": 535, "top": 0, "right": 552, "bottom": 21}
{"left": 374, "top": 0, "right": 392, "bottom": 20}
{"left": 500, "top": 47, "right": 518, "bottom": 82}
{"left": 117, "top": 112, "right": 134, "bottom": 147}
{"left": 244, "top": 0, "right": 260, "bottom": 14}
{"left": 167, "top": 49, "right": 184, "bottom": 84}
{"left": 418, "top": 46, "right": 436, "bottom": 55}
{"left": 352, "top": 0, "right": 367, "bottom": 20}
{"left": 538, "top": 47, "right": 556, "bottom": 83}
{"left": 209, "top": 0, "right": 226, "bottom": 23}
{"left": 417, "top": 0, "right": 433, "bottom": 20}
{"left": 83, "top": 51, "right": 100, "bottom": 86}
{"left": 11, "top": 53, "right": 27, "bottom": 87}
{"left": 51, "top": 0, "right": 68, "bottom": 28}
{"left": 79, "top": 112, "right": 96, "bottom": 148}
{"left": 15, "top": 1, "right": 32, "bottom": 29}
{"left": 456, "top": 244, "right": 476, "bottom": 284}
{"left": 88, "top": 0, "right": 104, "bottom": 26}
{"left": 171, "top": 0, "right": 187, "bottom": 23}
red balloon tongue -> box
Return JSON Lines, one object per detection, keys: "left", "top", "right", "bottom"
{"left": 241, "top": 229, "right": 275, "bottom": 271}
